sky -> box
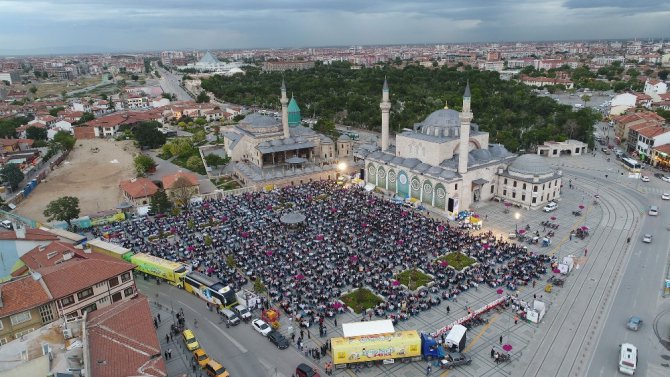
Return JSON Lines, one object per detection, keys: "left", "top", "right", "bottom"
{"left": 0, "top": 0, "right": 668, "bottom": 54}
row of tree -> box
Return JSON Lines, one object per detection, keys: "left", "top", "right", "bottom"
{"left": 201, "top": 62, "right": 600, "bottom": 150}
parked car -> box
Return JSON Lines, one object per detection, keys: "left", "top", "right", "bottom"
{"left": 182, "top": 329, "right": 200, "bottom": 351}
{"left": 295, "top": 363, "right": 321, "bottom": 377}
{"left": 440, "top": 352, "right": 472, "bottom": 369}
{"left": 233, "top": 304, "right": 252, "bottom": 321}
{"left": 626, "top": 316, "right": 642, "bottom": 331}
{"left": 543, "top": 202, "right": 558, "bottom": 212}
{"left": 268, "top": 330, "right": 289, "bottom": 349}
{"left": 662, "top": 193, "right": 670, "bottom": 200}
{"left": 655, "top": 173, "right": 665, "bottom": 179}
{"left": 641, "top": 176, "right": 650, "bottom": 182}
{"left": 252, "top": 319, "right": 272, "bottom": 336}
{"left": 642, "top": 234, "right": 653, "bottom": 243}
{"left": 193, "top": 348, "right": 211, "bottom": 368}
{"left": 0, "top": 220, "right": 12, "bottom": 230}
{"left": 662, "top": 176, "right": 670, "bottom": 183}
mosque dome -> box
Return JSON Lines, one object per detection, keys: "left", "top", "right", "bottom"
{"left": 415, "top": 109, "right": 463, "bottom": 138}
{"left": 508, "top": 154, "right": 554, "bottom": 176}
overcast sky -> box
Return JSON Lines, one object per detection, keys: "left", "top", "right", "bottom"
{"left": 0, "top": 0, "right": 668, "bottom": 54}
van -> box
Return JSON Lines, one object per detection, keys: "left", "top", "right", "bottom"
{"left": 221, "top": 308, "right": 240, "bottom": 326}
{"left": 1, "top": 220, "right": 12, "bottom": 230}
{"left": 233, "top": 304, "right": 251, "bottom": 321}
{"left": 182, "top": 329, "right": 200, "bottom": 351}
{"left": 618, "top": 343, "right": 637, "bottom": 375}
{"left": 204, "top": 360, "right": 229, "bottom": 377}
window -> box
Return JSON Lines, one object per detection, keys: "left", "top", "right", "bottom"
{"left": 80, "top": 303, "right": 97, "bottom": 315}
{"left": 503, "top": 190, "right": 507, "bottom": 196}
{"left": 38, "top": 304, "right": 55, "bottom": 323}
{"left": 0, "top": 338, "right": 7, "bottom": 346}
{"left": 14, "top": 328, "right": 34, "bottom": 338}
{"left": 513, "top": 181, "right": 517, "bottom": 188}
{"left": 77, "top": 287, "right": 93, "bottom": 300}
{"left": 98, "top": 296, "right": 109, "bottom": 304}
{"left": 532, "top": 197, "right": 537, "bottom": 204}
{"left": 61, "top": 295, "right": 75, "bottom": 307}
{"left": 108, "top": 276, "right": 119, "bottom": 287}
{"left": 112, "top": 292, "right": 123, "bottom": 303}
{"left": 121, "top": 272, "right": 131, "bottom": 283}
{"left": 504, "top": 178, "right": 508, "bottom": 184}
{"left": 95, "top": 282, "right": 105, "bottom": 289}
{"left": 124, "top": 286, "right": 134, "bottom": 297}
{"left": 490, "top": 185, "right": 495, "bottom": 194}
{"left": 534, "top": 186, "right": 538, "bottom": 192}
{"left": 522, "top": 183, "right": 526, "bottom": 190}
{"left": 512, "top": 192, "right": 516, "bottom": 199}
{"left": 454, "top": 184, "right": 458, "bottom": 190}
{"left": 10, "top": 311, "right": 32, "bottom": 326}
{"left": 522, "top": 195, "right": 526, "bottom": 201}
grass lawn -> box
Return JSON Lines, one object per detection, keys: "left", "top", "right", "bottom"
{"left": 340, "top": 288, "right": 383, "bottom": 314}
{"left": 212, "top": 176, "right": 241, "bottom": 190}
{"left": 439, "top": 252, "right": 477, "bottom": 271}
{"left": 396, "top": 268, "right": 433, "bottom": 290}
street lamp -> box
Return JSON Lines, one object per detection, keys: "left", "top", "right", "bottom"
{"left": 514, "top": 212, "right": 520, "bottom": 233}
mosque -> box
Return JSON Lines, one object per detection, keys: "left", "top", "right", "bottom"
{"left": 222, "top": 81, "right": 354, "bottom": 186}
{"left": 358, "top": 80, "right": 562, "bottom": 213}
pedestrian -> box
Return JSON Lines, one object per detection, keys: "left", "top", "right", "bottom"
{"left": 291, "top": 332, "right": 295, "bottom": 342}
{"left": 157, "top": 313, "right": 161, "bottom": 323}
{"left": 334, "top": 317, "right": 337, "bottom": 326}
{"left": 491, "top": 348, "right": 495, "bottom": 358}
{"left": 499, "top": 335, "right": 503, "bottom": 344}
{"left": 164, "top": 351, "right": 168, "bottom": 360}
{"left": 307, "top": 328, "right": 311, "bottom": 339}
{"left": 532, "top": 280, "right": 536, "bottom": 288}
{"left": 584, "top": 248, "right": 588, "bottom": 256}
{"left": 192, "top": 362, "right": 197, "bottom": 372}
{"left": 569, "top": 233, "right": 573, "bottom": 241}
{"left": 446, "top": 305, "right": 450, "bottom": 314}
{"left": 514, "top": 315, "right": 519, "bottom": 325}
{"left": 170, "top": 333, "right": 174, "bottom": 342}
{"left": 300, "top": 329, "right": 304, "bottom": 338}
{"left": 153, "top": 318, "right": 158, "bottom": 328}
{"left": 533, "top": 293, "right": 537, "bottom": 299}
{"left": 167, "top": 348, "right": 172, "bottom": 359}
{"left": 426, "top": 364, "right": 432, "bottom": 375}
{"left": 166, "top": 333, "right": 169, "bottom": 343}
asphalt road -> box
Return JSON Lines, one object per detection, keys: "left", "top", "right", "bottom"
{"left": 136, "top": 277, "right": 307, "bottom": 377}
{"left": 584, "top": 171, "right": 670, "bottom": 376}
{"left": 156, "top": 66, "right": 193, "bottom": 101}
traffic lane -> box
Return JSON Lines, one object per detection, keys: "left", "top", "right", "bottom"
{"left": 136, "top": 278, "right": 302, "bottom": 377}
{"left": 586, "top": 203, "right": 667, "bottom": 377}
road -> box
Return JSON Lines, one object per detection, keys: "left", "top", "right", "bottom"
{"left": 136, "top": 277, "right": 307, "bottom": 377}
{"left": 584, "top": 170, "right": 670, "bottom": 376}
{"left": 156, "top": 65, "right": 193, "bottom": 101}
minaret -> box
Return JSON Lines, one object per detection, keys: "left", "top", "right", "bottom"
{"left": 280, "top": 79, "right": 290, "bottom": 138}
{"left": 380, "top": 77, "right": 391, "bottom": 151}
{"left": 458, "top": 81, "right": 473, "bottom": 174}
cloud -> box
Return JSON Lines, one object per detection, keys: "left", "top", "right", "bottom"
{"left": 0, "top": 0, "right": 667, "bottom": 54}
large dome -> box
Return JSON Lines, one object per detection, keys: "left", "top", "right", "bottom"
{"left": 421, "top": 109, "right": 461, "bottom": 128}
{"left": 508, "top": 154, "right": 554, "bottom": 176}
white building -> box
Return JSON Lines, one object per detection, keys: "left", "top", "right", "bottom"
{"left": 644, "top": 79, "right": 668, "bottom": 102}
{"left": 361, "top": 80, "right": 562, "bottom": 212}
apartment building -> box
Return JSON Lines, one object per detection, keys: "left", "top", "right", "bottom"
{"left": 0, "top": 273, "right": 57, "bottom": 344}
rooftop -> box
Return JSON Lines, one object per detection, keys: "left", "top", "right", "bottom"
{"left": 119, "top": 178, "right": 159, "bottom": 199}
{"left": 37, "top": 257, "right": 134, "bottom": 299}
{"left": 0, "top": 228, "right": 59, "bottom": 242}
{"left": 162, "top": 171, "right": 199, "bottom": 190}
{"left": 87, "top": 295, "right": 167, "bottom": 377}
{"left": 20, "top": 241, "right": 86, "bottom": 270}
{"left": 0, "top": 274, "right": 52, "bottom": 318}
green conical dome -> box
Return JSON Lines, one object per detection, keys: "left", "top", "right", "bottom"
{"left": 287, "top": 97, "right": 301, "bottom": 127}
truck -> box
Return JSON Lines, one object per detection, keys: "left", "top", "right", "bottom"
{"left": 421, "top": 333, "right": 446, "bottom": 360}
{"left": 331, "top": 330, "right": 423, "bottom": 368}
{"left": 88, "top": 238, "right": 133, "bottom": 260}
{"left": 126, "top": 252, "right": 189, "bottom": 288}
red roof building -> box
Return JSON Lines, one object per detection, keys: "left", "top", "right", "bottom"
{"left": 162, "top": 171, "right": 198, "bottom": 190}
{"left": 20, "top": 241, "right": 87, "bottom": 270}
{"left": 119, "top": 178, "right": 159, "bottom": 206}
{"left": 86, "top": 295, "right": 167, "bottom": 377}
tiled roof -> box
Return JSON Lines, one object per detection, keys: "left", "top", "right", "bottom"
{"left": 0, "top": 228, "right": 59, "bottom": 241}
{"left": 87, "top": 295, "right": 167, "bottom": 377}
{"left": 20, "top": 241, "right": 87, "bottom": 270}
{"left": 638, "top": 125, "right": 670, "bottom": 138}
{"left": 0, "top": 275, "right": 52, "bottom": 317}
{"left": 38, "top": 258, "right": 134, "bottom": 299}
{"left": 162, "top": 171, "right": 198, "bottom": 190}
{"left": 653, "top": 143, "right": 670, "bottom": 155}
{"left": 119, "top": 178, "right": 159, "bottom": 199}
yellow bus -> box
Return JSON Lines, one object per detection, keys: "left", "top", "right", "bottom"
{"left": 331, "top": 330, "right": 422, "bottom": 368}
{"left": 128, "top": 253, "right": 189, "bottom": 288}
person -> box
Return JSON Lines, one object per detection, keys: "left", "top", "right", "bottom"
{"left": 194, "top": 318, "right": 198, "bottom": 328}
{"left": 499, "top": 335, "right": 503, "bottom": 344}
{"left": 446, "top": 305, "right": 450, "bottom": 314}
{"left": 627, "top": 237, "right": 631, "bottom": 244}
{"left": 490, "top": 348, "right": 495, "bottom": 358}
{"left": 584, "top": 248, "right": 588, "bottom": 256}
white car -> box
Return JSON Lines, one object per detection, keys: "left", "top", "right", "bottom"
{"left": 649, "top": 206, "right": 659, "bottom": 216}
{"left": 663, "top": 193, "right": 670, "bottom": 200}
{"left": 641, "top": 176, "right": 650, "bottom": 182}
{"left": 252, "top": 319, "right": 272, "bottom": 336}
{"left": 642, "top": 234, "right": 652, "bottom": 243}
{"left": 543, "top": 202, "right": 558, "bottom": 212}
{"left": 663, "top": 176, "right": 670, "bottom": 183}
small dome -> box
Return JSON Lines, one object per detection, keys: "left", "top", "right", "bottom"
{"left": 489, "top": 144, "right": 510, "bottom": 158}
{"left": 470, "top": 149, "right": 491, "bottom": 161}
{"left": 508, "top": 154, "right": 554, "bottom": 176}
{"left": 338, "top": 134, "right": 351, "bottom": 141}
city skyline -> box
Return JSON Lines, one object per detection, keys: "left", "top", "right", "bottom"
{"left": 0, "top": 0, "right": 669, "bottom": 55}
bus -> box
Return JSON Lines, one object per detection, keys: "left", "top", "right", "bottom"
{"left": 184, "top": 271, "right": 238, "bottom": 309}
{"left": 126, "top": 253, "right": 190, "bottom": 288}
{"left": 621, "top": 157, "right": 641, "bottom": 173}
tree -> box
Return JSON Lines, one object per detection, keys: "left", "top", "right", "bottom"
{"left": 133, "top": 121, "right": 166, "bottom": 148}
{"left": 149, "top": 190, "right": 171, "bottom": 214}
{"left": 204, "top": 153, "right": 228, "bottom": 167}
{"left": 196, "top": 90, "right": 210, "bottom": 103}
{"left": 49, "top": 106, "right": 65, "bottom": 117}
{"left": 195, "top": 117, "right": 207, "bottom": 126}
{"left": 659, "top": 70, "right": 670, "bottom": 81}
{"left": 29, "top": 86, "right": 37, "bottom": 94}
{"left": 43, "top": 196, "right": 80, "bottom": 228}
{"left": 170, "top": 176, "right": 196, "bottom": 207}
{"left": 253, "top": 278, "right": 267, "bottom": 295}
{"left": 134, "top": 154, "right": 156, "bottom": 176}
{"left": 73, "top": 112, "right": 95, "bottom": 125}
{"left": 186, "top": 155, "right": 204, "bottom": 172}
{"left": 26, "top": 126, "right": 47, "bottom": 140}
{"left": 53, "top": 131, "right": 76, "bottom": 150}
{"left": 1, "top": 164, "right": 24, "bottom": 191}
{"left": 131, "top": 74, "right": 139, "bottom": 81}
{"left": 226, "top": 255, "right": 236, "bottom": 269}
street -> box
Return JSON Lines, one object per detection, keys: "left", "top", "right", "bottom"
{"left": 156, "top": 65, "right": 193, "bottom": 101}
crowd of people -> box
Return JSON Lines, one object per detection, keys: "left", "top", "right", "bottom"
{"left": 91, "top": 180, "right": 552, "bottom": 323}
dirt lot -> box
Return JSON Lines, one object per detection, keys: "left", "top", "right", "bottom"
{"left": 15, "top": 139, "right": 137, "bottom": 224}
